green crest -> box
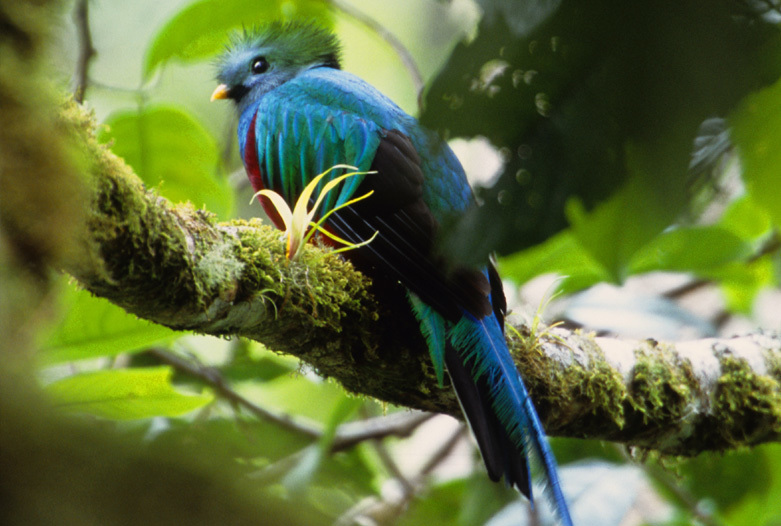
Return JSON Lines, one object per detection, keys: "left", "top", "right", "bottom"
{"left": 219, "top": 20, "right": 341, "bottom": 70}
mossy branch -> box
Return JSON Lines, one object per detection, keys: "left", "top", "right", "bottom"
{"left": 59, "top": 101, "right": 781, "bottom": 455}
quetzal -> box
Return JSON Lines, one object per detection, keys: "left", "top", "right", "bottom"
{"left": 212, "top": 21, "right": 572, "bottom": 524}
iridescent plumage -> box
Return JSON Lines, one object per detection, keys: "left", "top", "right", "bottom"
{"left": 214, "top": 21, "right": 572, "bottom": 525}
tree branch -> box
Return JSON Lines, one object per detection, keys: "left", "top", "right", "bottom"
{"left": 58, "top": 101, "right": 781, "bottom": 455}
{"left": 72, "top": 0, "right": 95, "bottom": 103}
{"left": 333, "top": 0, "right": 425, "bottom": 110}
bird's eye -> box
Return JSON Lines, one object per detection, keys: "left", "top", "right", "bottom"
{"left": 251, "top": 57, "right": 270, "bottom": 75}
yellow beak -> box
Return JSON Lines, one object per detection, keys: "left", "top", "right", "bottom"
{"left": 211, "top": 84, "right": 230, "bottom": 101}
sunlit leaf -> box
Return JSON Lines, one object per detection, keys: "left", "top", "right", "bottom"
{"left": 459, "top": 474, "right": 516, "bottom": 526}
{"left": 397, "top": 479, "right": 468, "bottom": 526}
{"left": 237, "top": 371, "right": 358, "bottom": 424}
{"left": 40, "top": 281, "right": 177, "bottom": 364}
{"left": 282, "top": 396, "right": 362, "bottom": 492}
{"left": 46, "top": 367, "right": 212, "bottom": 420}
{"left": 143, "top": 0, "right": 332, "bottom": 79}
{"left": 100, "top": 105, "right": 233, "bottom": 219}
{"left": 678, "top": 446, "right": 777, "bottom": 514}
{"left": 732, "top": 76, "right": 781, "bottom": 229}
{"left": 723, "top": 444, "right": 781, "bottom": 525}
{"left": 628, "top": 226, "right": 751, "bottom": 275}
{"left": 719, "top": 195, "right": 772, "bottom": 241}
{"left": 707, "top": 256, "right": 775, "bottom": 313}
{"left": 147, "top": 416, "right": 310, "bottom": 463}
{"left": 498, "top": 230, "right": 608, "bottom": 293}
{"left": 220, "top": 354, "right": 296, "bottom": 384}
{"left": 566, "top": 143, "right": 688, "bottom": 281}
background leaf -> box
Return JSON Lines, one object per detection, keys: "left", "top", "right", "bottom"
{"left": 733, "top": 75, "right": 781, "bottom": 229}
{"left": 100, "top": 105, "right": 233, "bottom": 219}
{"left": 143, "top": 0, "right": 332, "bottom": 79}
{"left": 40, "top": 280, "right": 177, "bottom": 364}
{"left": 422, "top": 0, "right": 780, "bottom": 265}
{"left": 46, "top": 366, "right": 213, "bottom": 420}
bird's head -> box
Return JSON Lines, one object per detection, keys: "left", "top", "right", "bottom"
{"left": 211, "top": 21, "right": 341, "bottom": 112}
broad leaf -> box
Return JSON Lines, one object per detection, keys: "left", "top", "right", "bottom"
{"left": 628, "top": 226, "right": 751, "bottom": 275}
{"left": 498, "top": 230, "right": 608, "bottom": 293}
{"left": 423, "top": 1, "right": 781, "bottom": 265}
{"left": 40, "top": 281, "right": 177, "bottom": 364}
{"left": 282, "top": 396, "right": 363, "bottom": 492}
{"left": 100, "top": 105, "right": 233, "bottom": 219}
{"left": 723, "top": 444, "right": 781, "bottom": 525}
{"left": 732, "top": 75, "right": 781, "bottom": 229}
{"left": 46, "top": 366, "right": 212, "bottom": 420}
{"left": 143, "top": 0, "right": 332, "bottom": 79}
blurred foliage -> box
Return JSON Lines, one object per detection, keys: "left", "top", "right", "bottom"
{"left": 143, "top": 0, "right": 332, "bottom": 79}
{"left": 9, "top": 0, "right": 781, "bottom": 524}
{"left": 99, "top": 105, "right": 234, "bottom": 219}
{"left": 398, "top": 476, "right": 515, "bottom": 526}
{"left": 45, "top": 366, "right": 213, "bottom": 419}
{"left": 423, "top": 0, "right": 781, "bottom": 276}
{"left": 40, "top": 281, "right": 177, "bottom": 364}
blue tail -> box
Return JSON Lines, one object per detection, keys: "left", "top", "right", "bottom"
{"left": 414, "top": 297, "right": 573, "bottom": 525}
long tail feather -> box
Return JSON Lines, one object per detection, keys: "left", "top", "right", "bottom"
{"left": 445, "top": 343, "right": 531, "bottom": 497}
{"left": 451, "top": 312, "right": 573, "bottom": 526}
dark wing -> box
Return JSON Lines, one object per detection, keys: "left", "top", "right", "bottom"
{"left": 328, "top": 130, "right": 531, "bottom": 495}
{"left": 327, "top": 129, "right": 493, "bottom": 322}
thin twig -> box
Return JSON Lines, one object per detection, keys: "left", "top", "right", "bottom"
{"left": 149, "top": 348, "right": 323, "bottom": 439}
{"left": 332, "top": 0, "right": 425, "bottom": 111}
{"left": 372, "top": 437, "right": 416, "bottom": 497}
{"left": 72, "top": 0, "right": 95, "bottom": 103}
{"left": 414, "top": 425, "right": 466, "bottom": 479}
{"left": 335, "top": 424, "right": 467, "bottom": 525}
{"left": 332, "top": 411, "right": 434, "bottom": 452}
{"left": 148, "top": 348, "right": 434, "bottom": 450}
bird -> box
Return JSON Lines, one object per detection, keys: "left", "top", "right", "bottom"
{"left": 212, "top": 21, "right": 572, "bottom": 525}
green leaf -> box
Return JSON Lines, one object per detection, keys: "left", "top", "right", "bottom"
{"left": 46, "top": 366, "right": 212, "bottom": 420}
{"left": 423, "top": 2, "right": 780, "bottom": 264}
{"left": 147, "top": 416, "right": 311, "bottom": 465}
{"left": 100, "top": 105, "right": 233, "bottom": 219}
{"left": 498, "top": 230, "right": 609, "bottom": 292}
{"left": 397, "top": 478, "right": 508, "bottom": 526}
{"left": 397, "top": 479, "right": 464, "bottom": 526}
{"left": 143, "top": 0, "right": 332, "bottom": 79}
{"left": 40, "top": 281, "right": 177, "bottom": 364}
{"left": 220, "top": 354, "right": 296, "bottom": 384}
{"left": 678, "top": 445, "right": 777, "bottom": 514}
{"left": 719, "top": 195, "right": 772, "bottom": 241}
{"left": 566, "top": 142, "right": 687, "bottom": 281}
{"left": 282, "top": 396, "right": 362, "bottom": 492}
{"left": 628, "top": 225, "right": 751, "bottom": 275}
{"left": 459, "top": 474, "right": 516, "bottom": 526}
{"left": 708, "top": 256, "right": 775, "bottom": 313}
{"left": 500, "top": 194, "right": 773, "bottom": 293}
{"left": 732, "top": 75, "right": 781, "bottom": 229}
{"left": 239, "top": 371, "right": 360, "bottom": 424}
{"left": 723, "top": 444, "right": 781, "bottom": 525}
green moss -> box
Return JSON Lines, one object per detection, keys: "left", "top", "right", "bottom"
{"left": 630, "top": 341, "right": 697, "bottom": 426}
{"left": 509, "top": 327, "right": 627, "bottom": 433}
{"left": 228, "top": 219, "right": 378, "bottom": 357}
{"left": 713, "top": 352, "right": 781, "bottom": 446}
{"left": 576, "top": 332, "right": 628, "bottom": 429}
